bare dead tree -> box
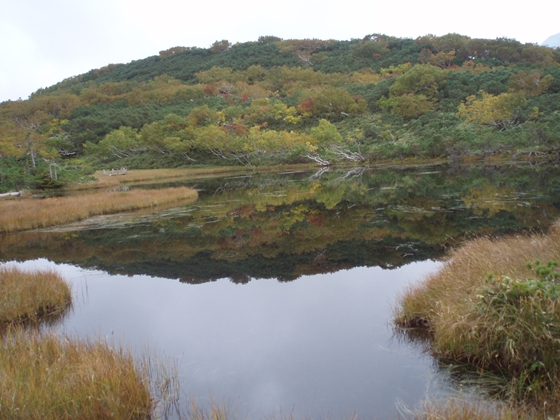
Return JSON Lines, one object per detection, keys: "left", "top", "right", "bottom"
{"left": 330, "top": 144, "right": 366, "bottom": 162}
{"left": 338, "top": 167, "right": 366, "bottom": 181}
{"left": 308, "top": 166, "right": 330, "bottom": 180}
{"left": 306, "top": 153, "right": 330, "bottom": 166}
{"left": 297, "top": 50, "right": 313, "bottom": 66}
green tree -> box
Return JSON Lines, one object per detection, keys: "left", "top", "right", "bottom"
{"left": 381, "top": 64, "right": 446, "bottom": 118}
{"left": 195, "top": 67, "right": 234, "bottom": 84}
{"left": 310, "top": 119, "right": 343, "bottom": 144}
{"left": 380, "top": 94, "right": 435, "bottom": 118}
{"left": 139, "top": 114, "right": 190, "bottom": 154}
{"left": 97, "top": 126, "right": 142, "bottom": 159}
{"left": 186, "top": 105, "right": 225, "bottom": 127}
{"left": 257, "top": 36, "right": 282, "bottom": 44}
{"left": 351, "top": 39, "right": 390, "bottom": 60}
{"left": 389, "top": 64, "right": 447, "bottom": 97}
{"left": 244, "top": 65, "right": 268, "bottom": 84}
{"left": 298, "top": 88, "right": 367, "bottom": 119}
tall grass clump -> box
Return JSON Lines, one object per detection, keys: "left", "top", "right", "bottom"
{"left": 183, "top": 397, "right": 235, "bottom": 420}
{"left": 394, "top": 224, "right": 560, "bottom": 413}
{"left": 0, "top": 266, "right": 71, "bottom": 325}
{"left": 409, "top": 398, "right": 525, "bottom": 420}
{"left": 0, "top": 186, "right": 197, "bottom": 233}
{"left": 0, "top": 328, "right": 152, "bottom": 420}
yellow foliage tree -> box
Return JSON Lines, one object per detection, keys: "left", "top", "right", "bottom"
{"left": 457, "top": 91, "right": 528, "bottom": 130}
{"left": 509, "top": 70, "right": 554, "bottom": 96}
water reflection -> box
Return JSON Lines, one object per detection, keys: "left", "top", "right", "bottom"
{"left": 1, "top": 163, "right": 559, "bottom": 284}
{"left": 2, "top": 163, "right": 560, "bottom": 418}
{"left": 9, "top": 259, "right": 451, "bottom": 419}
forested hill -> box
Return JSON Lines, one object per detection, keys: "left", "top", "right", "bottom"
{"left": 1, "top": 34, "right": 560, "bottom": 191}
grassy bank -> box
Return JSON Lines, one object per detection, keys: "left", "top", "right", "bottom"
{"left": 0, "top": 328, "right": 152, "bottom": 420}
{"left": 394, "top": 223, "right": 560, "bottom": 417}
{"left": 79, "top": 165, "right": 320, "bottom": 190}
{"left": 0, "top": 266, "right": 71, "bottom": 325}
{"left": 409, "top": 398, "right": 526, "bottom": 420}
{"left": 87, "top": 167, "right": 249, "bottom": 189}
{"left": 0, "top": 266, "right": 167, "bottom": 419}
{"left": 0, "top": 186, "right": 197, "bottom": 233}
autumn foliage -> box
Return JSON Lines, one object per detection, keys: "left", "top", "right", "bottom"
{"left": 1, "top": 33, "right": 560, "bottom": 192}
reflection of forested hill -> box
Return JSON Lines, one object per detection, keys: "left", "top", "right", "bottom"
{"left": 90, "top": 237, "right": 443, "bottom": 284}
{"left": 1, "top": 163, "right": 559, "bottom": 283}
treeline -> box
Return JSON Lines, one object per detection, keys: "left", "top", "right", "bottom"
{"left": 1, "top": 33, "right": 560, "bottom": 191}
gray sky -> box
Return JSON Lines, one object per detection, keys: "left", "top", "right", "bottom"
{"left": 1, "top": 0, "right": 558, "bottom": 103}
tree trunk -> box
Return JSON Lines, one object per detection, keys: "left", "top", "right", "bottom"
{"left": 0, "top": 191, "right": 22, "bottom": 198}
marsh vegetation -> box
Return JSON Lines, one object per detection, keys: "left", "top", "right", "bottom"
{"left": 0, "top": 328, "right": 153, "bottom": 420}
{"left": 0, "top": 265, "right": 164, "bottom": 420}
{"left": 0, "top": 266, "right": 71, "bottom": 325}
{"left": 395, "top": 222, "right": 560, "bottom": 418}
{"left": 0, "top": 183, "right": 197, "bottom": 233}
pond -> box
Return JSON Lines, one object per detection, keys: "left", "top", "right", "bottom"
{"left": 2, "top": 162, "right": 560, "bottom": 419}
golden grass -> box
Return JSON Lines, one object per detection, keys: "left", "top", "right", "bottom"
{"left": 0, "top": 267, "right": 165, "bottom": 419}
{"left": 0, "top": 186, "right": 197, "bottom": 233}
{"left": 0, "top": 266, "right": 71, "bottom": 325}
{"left": 394, "top": 223, "right": 560, "bottom": 413}
{"left": 410, "top": 398, "right": 525, "bottom": 420}
{"left": 394, "top": 225, "right": 560, "bottom": 332}
{"left": 183, "top": 398, "right": 235, "bottom": 420}
{"left": 0, "top": 328, "right": 152, "bottom": 420}
{"left": 79, "top": 165, "right": 325, "bottom": 190}
{"left": 84, "top": 167, "right": 248, "bottom": 189}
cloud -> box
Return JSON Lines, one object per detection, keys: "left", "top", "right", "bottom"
{"left": 1, "top": 0, "right": 558, "bottom": 102}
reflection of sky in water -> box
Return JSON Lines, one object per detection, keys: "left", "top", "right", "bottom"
{"left": 6, "top": 259, "right": 452, "bottom": 419}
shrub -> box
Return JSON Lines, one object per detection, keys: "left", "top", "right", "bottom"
{"left": 394, "top": 224, "right": 560, "bottom": 411}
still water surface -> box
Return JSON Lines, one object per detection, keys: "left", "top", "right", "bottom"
{"left": 10, "top": 258, "right": 445, "bottom": 419}
{"left": 3, "top": 163, "right": 560, "bottom": 418}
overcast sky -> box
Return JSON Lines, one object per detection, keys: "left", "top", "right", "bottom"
{"left": 1, "top": 0, "right": 559, "bottom": 103}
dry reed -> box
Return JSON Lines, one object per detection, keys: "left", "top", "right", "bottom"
{"left": 394, "top": 225, "right": 560, "bottom": 343}
{"left": 394, "top": 223, "right": 560, "bottom": 413}
{"left": 80, "top": 168, "right": 247, "bottom": 190}
{"left": 79, "top": 166, "right": 322, "bottom": 191}
{"left": 183, "top": 397, "right": 235, "bottom": 420}
{"left": 410, "top": 398, "right": 525, "bottom": 420}
{"left": 0, "top": 266, "right": 71, "bottom": 325}
{"left": 0, "top": 328, "right": 152, "bottom": 420}
{"left": 0, "top": 186, "right": 197, "bottom": 233}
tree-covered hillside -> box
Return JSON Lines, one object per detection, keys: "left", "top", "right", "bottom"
{"left": 1, "top": 33, "right": 560, "bottom": 191}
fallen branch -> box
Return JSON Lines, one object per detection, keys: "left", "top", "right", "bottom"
{"left": 0, "top": 191, "right": 22, "bottom": 198}
{"left": 102, "top": 168, "right": 128, "bottom": 176}
{"left": 306, "top": 154, "right": 330, "bottom": 166}
{"left": 330, "top": 145, "right": 366, "bottom": 162}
